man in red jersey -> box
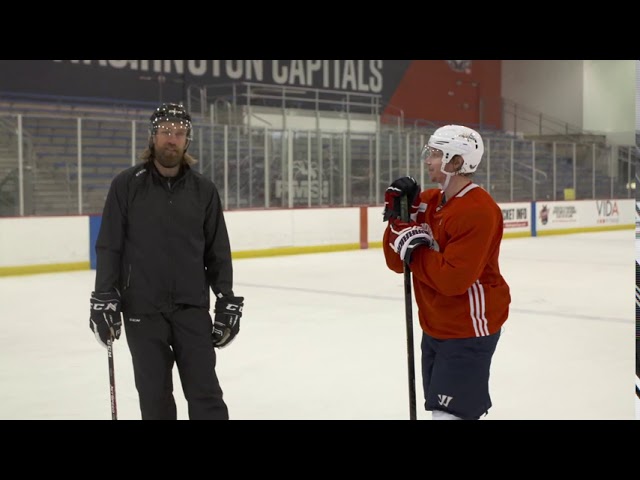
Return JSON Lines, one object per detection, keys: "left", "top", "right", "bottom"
{"left": 382, "top": 125, "right": 511, "bottom": 420}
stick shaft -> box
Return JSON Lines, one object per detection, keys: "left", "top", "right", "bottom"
{"left": 107, "top": 338, "right": 117, "bottom": 420}
{"left": 400, "top": 196, "right": 417, "bottom": 420}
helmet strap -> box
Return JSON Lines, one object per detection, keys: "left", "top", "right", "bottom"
{"left": 438, "top": 171, "right": 453, "bottom": 192}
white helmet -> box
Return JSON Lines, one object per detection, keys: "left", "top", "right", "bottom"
{"left": 423, "top": 125, "right": 484, "bottom": 174}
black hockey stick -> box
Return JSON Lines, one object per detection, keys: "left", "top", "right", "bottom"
{"left": 107, "top": 337, "right": 118, "bottom": 420}
{"left": 401, "top": 195, "right": 417, "bottom": 420}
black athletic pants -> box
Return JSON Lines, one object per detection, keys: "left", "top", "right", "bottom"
{"left": 123, "top": 305, "right": 229, "bottom": 420}
{"left": 421, "top": 330, "right": 501, "bottom": 420}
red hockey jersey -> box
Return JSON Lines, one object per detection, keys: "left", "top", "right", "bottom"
{"left": 383, "top": 183, "right": 511, "bottom": 339}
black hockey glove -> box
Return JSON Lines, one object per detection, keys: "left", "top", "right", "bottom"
{"left": 212, "top": 296, "right": 244, "bottom": 348}
{"left": 383, "top": 176, "right": 421, "bottom": 222}
{"left": 90, "top": 290, "right": 122, "bottom": 348}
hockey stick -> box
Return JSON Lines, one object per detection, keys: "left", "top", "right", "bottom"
{"left": 107, "top": 337, "right": 118, "bottom": 420}
{"left": 400, "top": 195, "right": 417, "bottom": 420}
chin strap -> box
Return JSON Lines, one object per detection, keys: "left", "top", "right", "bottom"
{"left": 438, "top": 172, "right": 453, "bottom": 192}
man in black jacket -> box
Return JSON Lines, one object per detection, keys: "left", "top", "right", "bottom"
{"left": 89, "top": 103, "right": 244, "bottom": 420}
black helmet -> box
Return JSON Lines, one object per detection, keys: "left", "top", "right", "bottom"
{"left": 149, "top": 103, "right": 192, "bottom": 138}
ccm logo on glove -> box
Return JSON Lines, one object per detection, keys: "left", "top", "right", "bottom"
{"left": 91, "top": 302, "right": 119, "bottom": 312}
{"left": 89, "top": 290, "right": 123, "bottom": 348}
{"left": 212, "top": 296, "right": 244, "bottom": 349}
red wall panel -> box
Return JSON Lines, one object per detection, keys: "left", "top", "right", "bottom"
{"left": 383, "top": 60, "right": 502, "bottom": 130}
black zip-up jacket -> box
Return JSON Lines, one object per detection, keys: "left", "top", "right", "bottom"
{"left": 94, "top": 161, "right": 234, "bottom": 314}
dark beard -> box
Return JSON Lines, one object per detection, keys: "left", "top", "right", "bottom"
{"left": 155, "top": 147, "right": 182, "bottom": 168}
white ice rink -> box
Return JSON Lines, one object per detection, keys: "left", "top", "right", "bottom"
{"left": 0, "top": 229, "right": 635, "bottom": 420}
